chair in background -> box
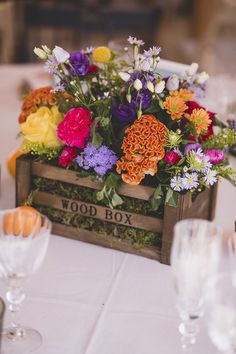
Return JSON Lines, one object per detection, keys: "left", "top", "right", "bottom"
{"left": 15, "top": 0, "right": 163, "bottom": 62}
{"left": 0, "top": 1, "right": 15, "bottom": 63}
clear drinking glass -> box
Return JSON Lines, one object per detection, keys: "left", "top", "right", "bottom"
{"left": 0, "top": 208, "right": 51, "bottom": 354}
{"left": 171, "top": 219, "right": 223, "bottom": 351}
{"left": 205, "top": 274, "right": 236, "bottom": 354}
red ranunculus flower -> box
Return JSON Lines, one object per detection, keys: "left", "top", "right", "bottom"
{"left": 87, "top": 65, "right": 99, "bottom": 75}
{"left": 164, "top": 151, "right": 181, "bottom": 165}
{"left": 57, "top": 108, "right": 92, "bottom": 148}
{"left": 58, "top": 147, "right": 77, "bottom": 167}
{"left": 186, "top": 101, "right": 215, "bottom": 141}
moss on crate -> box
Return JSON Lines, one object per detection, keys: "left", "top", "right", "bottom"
{"left": 32, "top": 176, "right": 164, "bottom": 217}
{"left": 36, "top": 205, "right": 162, "bottom": 249}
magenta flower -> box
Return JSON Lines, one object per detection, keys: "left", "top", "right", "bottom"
{"left": 164, "top": 151, "right": 181, "bottom": 165}
{"left": 57, "top": 108, "right": 93, "bottom": 148}
{"left": 58, "top": 147, "right": 77, "bottom": 167}
{"left": 204, "top": 149, "right": 225, "bottom": 164}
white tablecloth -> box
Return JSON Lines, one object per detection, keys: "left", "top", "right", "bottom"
{"left": 0, "top": 64, "right": 235, "bottom": 354}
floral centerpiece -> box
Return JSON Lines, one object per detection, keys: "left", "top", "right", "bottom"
{"left": 17, "top": 37, "right": 236, "bottom": 255}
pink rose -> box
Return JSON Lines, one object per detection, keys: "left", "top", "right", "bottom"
{"left": 58, "top": 147, "right": 77, "bottom": 167}
{"left": 164, "top": 151, "right": 181, "bottom": 165}
{"left": 57, "top": 108, "right": 92, "bottom": 148}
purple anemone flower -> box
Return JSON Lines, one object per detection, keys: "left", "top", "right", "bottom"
{"left": 131, "top": 89, "right": 152, "bottom": 110}
{"left": 112, "top": 101, "right": 137, "bottom": 123}
{"left": 68, "top": 51, "right": 89, "bottom": 76}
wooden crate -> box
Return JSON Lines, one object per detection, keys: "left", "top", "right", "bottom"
{"left": 16, "top": 155, "right": 217, "bottom": 264}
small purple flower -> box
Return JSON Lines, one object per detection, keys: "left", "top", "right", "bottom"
{"left": 170, "top": 176, "right": 182, "bottom": 192}
{"left": 112, "top": 101, "right": 137, "bottom": 123}
{"left": 204, "top": 149, "right": 225, "bottom": 164}
{"left": 181, "top": 172, "right": 199, "bottom": 190}
{"left": 144, "top": 46, "right": 161, "bottom": 58}
{"left": 68, "top": 51, "right": 89, "bottom": 76}
{"left": 202, "top": 169, "right": 217, "bottom": 186}
{"left": 184, "top": 143, "right": 202, "bottom": 155}
{"left": 76, "top": 143, "right": 117, "bottom": 177}
{"left": 44, "top": 55, "right": 59, "bottom": 75}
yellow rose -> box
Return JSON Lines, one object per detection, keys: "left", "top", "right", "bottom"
{"left": 93, "top": 46, "right": 111, "bottom": 64}
{"left": 20, "top": 106, "right": 64, "bottom": 148}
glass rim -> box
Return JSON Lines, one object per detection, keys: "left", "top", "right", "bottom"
{"left": 0, "top": 207, "right": 52, "bottom": 234}
{"left": 174, "top": 218, "right": 223, "bottom": 235}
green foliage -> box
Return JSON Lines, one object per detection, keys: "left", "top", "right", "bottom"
{"left": 21, "top": 142, "right": 60, "bottom": 159}
{"left": 202, "top": 129, "right": 236, "bottom": 150}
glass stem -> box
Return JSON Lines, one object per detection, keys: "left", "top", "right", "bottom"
{"left": 179, "top": 318, "right": 199, "bottom": 351}
{"left": 6, "top": 281, "right": 25, "bottom": 340}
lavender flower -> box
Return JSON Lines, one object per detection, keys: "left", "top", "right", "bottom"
{"left": 44, "top": 54, "right": 59, "bottom": 75}
{"left": 202, "top": 169, "right": 217, "bottom": 186}
{"left": 68, "top": 51, "right": 89, "bottom": 76}
{"left": 184, "top": 143, "right": 202, "bottom": 155}
{"left": 127, "top": 36, "right": 145, "bottom": 46}
{"left": 181, "top": 172, "right": 199, "bottom": 190}
{"left": 144, "top": 46, "right": 161, "bottom": 58}
{"left": 170, "top": 176, "right": 183, "bottom": 192}
{"left": 76, "top": 143, "right": 118, "bottom": 177}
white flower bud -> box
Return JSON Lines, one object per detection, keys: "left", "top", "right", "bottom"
{"left": 195, "top": 71, "right": 209, "bottom": 84}
{"left": 154, "top": 80, "right": 165, "bottom": 94}
{"left": 186, "top": 62, "right": 199, "bottom": 76}
{"left": 52, "top": 46, "right": 70, "bottom": 64}
{"left": 133, "top": 78, "right": 142, "bottom": 91}
{"left": 33, "top": 47, "right": 47, "bottom": 60}
{"left": 166, "top": 75, "right": 179, "bottom": 91}
{"left": 140, "top": 59, "right": 151, "bottom": 72}
{"left": 126, "top": 93, "right": 131, "bottom": 103}
{"left": 118, "top": 72, "right": 131, "bottom": 82}
{"left": 41, "top": 45, "right": 51, "bottom": 54}
{"left": 146, "top": 81, "right": 154, "bottom": 93}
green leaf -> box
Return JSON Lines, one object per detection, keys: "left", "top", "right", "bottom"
{"left": 96, "top": 189, "right": 105, "bottom": 201}
{"left": 105, "top": 173, "right": 121, "bottom": 189}
{"left": 111, "top": 192, "right": 123, "bottom": 207}
{"left": 149, "top": 185, "right": 163, "bottom": 211}
{"left": 92, "top": 132, "right": 103, "bottom": 146}
{"left": 165, "top": 188, "right": 179, "bottom": 207}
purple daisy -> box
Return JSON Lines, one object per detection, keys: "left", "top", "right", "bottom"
{"left": 181, "top": 172, "right": 199, "bottom": 190}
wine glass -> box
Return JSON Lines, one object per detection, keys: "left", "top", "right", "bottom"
{"left": 0, "top": 208, "right": 51, "bottom": 354}
{"left": 205, "top": 273, "right": 236, "bottom": 353}
{"left": 171, "top": 219, "right": 223, "bottom": 351}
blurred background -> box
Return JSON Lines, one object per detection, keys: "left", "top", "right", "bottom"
{"left": 0, "top": 0, "right": 235, "bottom": 76}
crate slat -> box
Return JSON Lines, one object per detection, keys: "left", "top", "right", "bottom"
{"left": 31, "top": 161, "right": 155, "bottom": 201}
{"left": 34, "top": 191, "right": 163, "bottom": 233}
{"left": 53, "top": 222, "right": 161, "bottom": 261}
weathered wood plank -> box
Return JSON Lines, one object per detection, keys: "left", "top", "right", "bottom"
{"left": 52, "top": 222, "right": 161, "bottom": 261}
{"left": 33, "top": 191, "right": 163, "bottom": 233}
{"left": 16, "top": 156, "right": 32, "bottom": 206}
{"left": 31, "top": 161, "right": 155, "bottom": 201}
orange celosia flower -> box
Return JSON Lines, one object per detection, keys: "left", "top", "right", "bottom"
{"left": 18, "top": 86, "right": 73, "bottom": 123}
{"left": 185, "top": 108, "right": 211, "bottom": 134}
{"left": 171, "top": 88, "right": 195, "bottom": 102}
{"left": 116, "top": 114, "right": 168, "bottom": 185}
{"left": 163, "top": 96, "right": 188, "bottom": 120}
